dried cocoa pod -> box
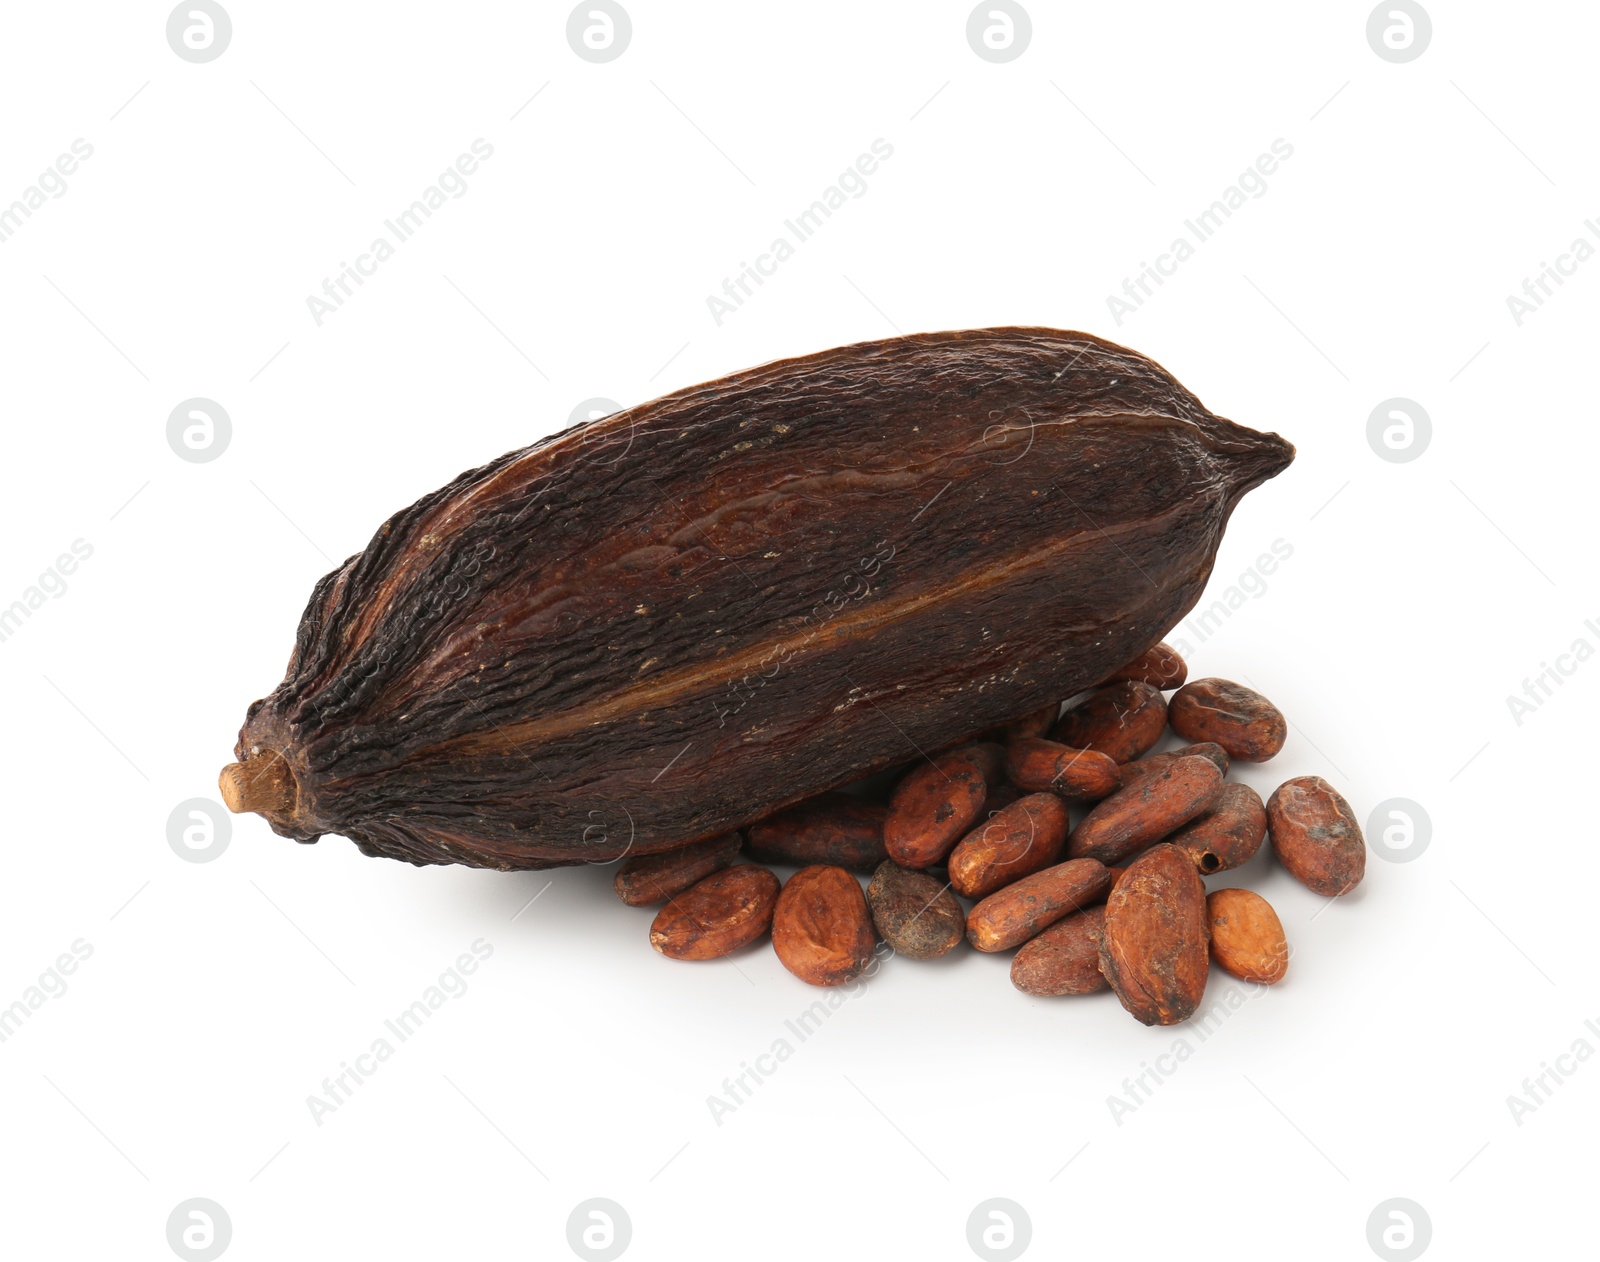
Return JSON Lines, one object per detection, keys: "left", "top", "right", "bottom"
{"left": 1168, "top": 678, "right": 1287, "bottom": 762}
{"left": 1116, "top": 742, "right": 1230, "bottom": 791}
{"left": 866, "top": 861, "right": 965, "bottom": 960}
{"left": 218, "top": 329, "right": 1291, "bottom": 870}
{"left": 947, "top": 793, "right": 1070, "bottom": 899}
{"left": 649, "top": 864, "right": 780, "bottom": 960}
{"left": 771, "top": 865, "right": 876, "bottom": 986}
{"left": 1100, "top": 843, "right": 1209, "bottom": 1025}
{"left": 1167, "top": 783, "right": 1266, "bottom": 875}
{"left": 1011, "top": 906, "right": 1108, "bottom": 996}
{"left": 1004, "top": 737, "right": 1120, "bottom": 800}
{"left": 884, "top": 745, "right": 1001, "bottom": 868}
{"left": 1052, "top": 681, "right": 1168, "bottom": 764}
{"left": 1206, "top": 888, "right": 1288, "bottom": 983}
{"left": 746, "top": 793, "right": 889, "bottom": 872}
{"left": 966, "top": 858, "right": 1110, "bottom": 952}
{"left": 614, "top": 832, "right": 742, "bottom": 906}
{"left": 1100, "top": 641, "right": 1187, "bottom": 690}
{"left": 1267, "top": 776, "right": 1365, "bottom": 895}
{"left": 1067, "top": 755, "right": 1223, "bottom": 865}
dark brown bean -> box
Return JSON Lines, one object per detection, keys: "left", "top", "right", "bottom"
{"left": 614, "top": 833, "right": 743, "bottom": 906}
{"left": 771, "top": 865, "right": 876, "bottom": 986}
{"left": 746, "top": 793, "right": 889, "bottom": 871}
{"left": 947, "top": 793, "right": 1070, "bottom": 899}
{"left": 1167, "top": 783, "right": 1267, "bottom": 874}
{"left": 1100, "top": 843, "right": 1209, "bottom": 1025}
{"left": 1011, "top": 906, "right": 1108, "bottom": 996}
{"left": 1116, "top": 742, "right": 1230, "bottom": 791}
{"left": 649, "top": 865, "right": 781, "bottom": 960}
{"left": 884, "top": 745, "right": 999, "bottom": 869}
{"left": 1067, "top": 756, "right": 1223, "bottom": 865}
{"left": 866, "top": 861, "right": 965, "bottom": 960}
{"left": 1004, "top": 737, "right": 1120, "bottom": 800}
{"left": 1168, "top": 678, "right": 1287, "bottom": 761}
{"left": 967, "top": 858, "right": 1110, "bottom": 952}
{"left": 1052, "top": 681, "right": 1168, "bottom": 763}
{"left": 1267, "top": 776, "right": 1365, "bottom": 895}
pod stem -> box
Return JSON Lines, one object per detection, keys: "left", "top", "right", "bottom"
{"left": 219, "top": 752, "right": 295, "bottom": 816}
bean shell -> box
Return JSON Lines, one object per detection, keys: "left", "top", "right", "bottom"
{"left": 1166, "top": 783, "right": 1267, "bottom": 874}
{"left": 1004, "top": 737, "right": 1120, "bottom": 800}
{"left": 1099, "top": 843, "right": 1209, "bottom": 1025}
{"left": 771, "top": 865, "right": 876, "bottom": 986}
{"left": 1168, "top": 678, "right": 1287, "bottom": 762}
{"left": 746, "top": 792, "right": 889, "bottom": 872}
{"left": 947, "top": 793, "right": 1070, "bottom": 899}
{"left": 967, "top": 858, "right": 1110, "bottom": 952}
{"left": 866, "top": 861, "right": 965, "bottom": 960}
{"left": 1267, "top": 776, "right": 1365, "bottom": 895}
{"left": 1116, "top": 742, "right": 1230, "bottom": 791}
{"left": 1052, "top": 681, "right": 1168, "bottom": 763}
{"left": 884, "top": 745, "right": 999, "bottom": 869}
{"left": 1067, "top": 755, "right": 1223, "bottom": 865}
{"left": 1011, "top": 906, "right": 1108, "bottom": 996}
{"left": 650, "top": 865, "right": 780, "bottom": 960}
{"left": 614, "top": 832, "right": 743, "bottom": 906}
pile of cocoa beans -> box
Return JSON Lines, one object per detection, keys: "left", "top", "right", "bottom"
{"left": 614, "top": 644, "right": 1364, "bottom": 1026}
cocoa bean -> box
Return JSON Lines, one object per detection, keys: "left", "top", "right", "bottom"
{"left": 947, "top": 793, "right": 1069, "bottom": 899}
{"left": 614, "top": 832, "right": 743, "bottom": 906}
{"left": 884, "top": 745, "right": 1000, "bottom": 869}
{"left": 1167, "top": 783, "right": 1267, "bottom": 874}
{"left": 1168, "top": 678, "right": 1287, "bottom": 762}
{"left": 1100, "top": 641, "right": 1187, "bottom": 690}
{"left": 866, "top": 861, "right": 965, "bottom": 960}
{"left": 1100, "top": 843, "right": 1209, "bottom": 1025}
{"left": 966, "top": 858, "right": 1110, "bottom": 952}
{"left": 1067, "top": 755, "right": 1223, "bottom": 865}
{"left": 1267, "top": 776, "right": 1365, "bottom": 896}
{"left": 771, "top": 865, "right": 876, "bottom": 986}
{"left": 1052, "top": 680, "right": 1168, "bottom": 763}
{"left": 1011, "top": 906, "right": 1108, "bottom": 996}
{"left": 998, "top": 703, "right": 1061, "bottom": 742}
{"left": 649, "top": 865, "right": 780, "bottom": 960}
{"left": 1004, "top": 737, "right": 1120, "bottom": 800}
{"left": 746, "top": 793, "right": 889, "bottom": 872}
{"left": 1206, "top": 888, "right": 1288, "bottom": 983}
{"left": 1116, "top": 742, "right": 1230, "bottom": 791}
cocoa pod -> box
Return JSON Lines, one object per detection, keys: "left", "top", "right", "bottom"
{"left": 966, "top": 858, "right": 1110, "bottom": 952}
{"left": 884, "top": 745, "right": 1001, "bottom": 868}
{"left": 614, "top": 832, "right": 742, "bottom": 906}
{"left": 1167, "top": 783, "right": 1267, "bottom": 875}
{"left": 1100, "top": 641, "right": 1187, "bottom": 690}
{"left": 746, "top": 793, "right": 888, "bottom": 872}
{"left": 1267, "top": 776, "right": 1365, "bottom": 895}
{"left": 1004, "top": 737, "right": 1120, "bottom": 800}
{"left": 649, "top": 865, "right": 780, "bottom": 960}
{"left": 1011, "top": 906, "right": 1108, "bottom": 996}
{"left": 1206, "top": 888, "right": 1288, "bottom": 983}
{"left": 1168, "top": 678, "right": 1287, "bottom": 762}
{"left": 1067, "top": 755, "right": 1223, "bottom": 865}
{"left": 1100, "top": 843, "right": 1209, "bottom": 1025}
{"left": 866, "top": 861, "right": 965, "bottom": 960}
{"left": 947, "top": 793, "right": 1069, "bottom": 899}
{"left": 1052, "top": 681, "right": 1168, "bottom": 764}
{"left": 1116, "top": 742, "right": 1230, "bottom": 791}
{"left": 771, "top": 865, "right": 876, "bottom": 986}
{"left": 219, "top": 328, "right": 1291, "bottom": 869}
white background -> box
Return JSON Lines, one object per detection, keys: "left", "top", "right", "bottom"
{"left": 1, "top": 2, "right": 1594, "bottom": 1259}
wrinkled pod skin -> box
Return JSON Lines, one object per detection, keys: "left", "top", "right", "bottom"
{"left": 222, "top": 328, "right": 1293, "bottom": 869}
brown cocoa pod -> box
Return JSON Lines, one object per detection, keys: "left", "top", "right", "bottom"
{"left": 1267, "top": 776, "right": 1365, "bottom": 896}
{"left": 746, "top": 793, "right": 889, "bottom": 872}
{"left": 947, "top": 793, "right": 1069, "bottom": 899}
{"left": 865, "top": 861, "right": 965, "bottom": 960}
{"left": 1100, "top": 843, "right": 1209, "bottom": 1025}
{"left": 1167, "top": 783, "right": 1267, "bottom": 875}
{"left": 614, "top": 832, "right": 743, "bottom": 906}
{"left": 1116, "top": 742, "right": 1230, "bottom": 791}
{"left": 1004, "top": 737, "right": 1120, "bottom": 800}
{"left": 219, "top": 329, "right": 1291, "bottom": 869}
{"left": 649, "top": 864, "right": 780, "bottom": 960}
{"left": 1011, "top": 906, "right": 1108, "bottom": 995}
{"left": 1067, "top": 755, "right": 1223, "bottom": 865}
{"left": 1168, "top": 678, "right": 1287, "bottom": 762}
{"left": 771, "top": 865, "right": 876, "bottom": 986}
{"left": 1052, "top": 681, "right": 1168, "bottom": 764}
{"left": 1100, "top": 641, "right": 1187, "bottom": 690}
{"left": 884, "top": 746, "right": 999, "bottom": 868}
{"left": 1206, "top": 888, "right": 1288, "bottom": 983}
{"left": 967, "top": 858, "right": 1110, "bottom": 952}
